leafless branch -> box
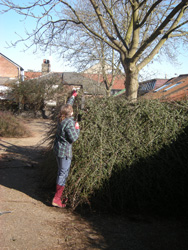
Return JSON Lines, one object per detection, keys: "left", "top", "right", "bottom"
{"left": 133, "top": 1, "right": 188, "bottom": 63}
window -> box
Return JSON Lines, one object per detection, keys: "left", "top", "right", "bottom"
{"left": 163, "top": 81, "right": 183, "bottom": 92}
{"left": 149, "top": 80, "right": 155, "bottom": 90}
{"left": 140, "top": 80, "right": 155, "bottom": 91}
{"left": 154, "top": 82, "right": 171, "bottom": 92}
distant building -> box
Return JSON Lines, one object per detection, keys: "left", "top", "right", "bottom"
{"left": 82, "top": 73, "right": 125, "bottom": 96}
{"left": 138, "top": 78, "right": 168, "bottom": 96}
{"left": 142, "top": 74, "right": 188, "bottom": 101}
{"left": 0, "top": 53, "right": 24, "bottom": 84}
{"left": 82, "top": 63, "right": 125, "bottom": 96}
{"left": 24, "top": 59, "right": 51, "bottom": 80}
{"left": 0, "top": 53, "right": 25, "bottom": 100}
{"left": 62, "top": 72, "right": 106, "bottom": 96}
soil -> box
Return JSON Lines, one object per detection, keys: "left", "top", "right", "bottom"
{"left": 1, "top": 118, "right": 188, "bottom": 250}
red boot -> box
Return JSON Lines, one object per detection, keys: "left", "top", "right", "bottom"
{"left": 52, "top": 185, "right": 65, "bottom": 208}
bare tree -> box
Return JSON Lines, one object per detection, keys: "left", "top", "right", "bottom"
{"left": 61, "top": 27, "right": 123, "bottom": 96}
{"left": 1, "top": 0, "right": 188, "bottom": 100}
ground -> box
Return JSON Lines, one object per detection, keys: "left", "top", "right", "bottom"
{"left": 1, "top": 118, "right": 188, "bottom": 250}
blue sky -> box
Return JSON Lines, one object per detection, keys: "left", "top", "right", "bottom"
{"left": 0, "top": 6, "right": 74, "bottom": 72}
{"left": 0, "top": 4, "right": 187, "bottom": 79}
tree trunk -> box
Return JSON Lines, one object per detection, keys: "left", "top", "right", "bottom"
{"left": 125, "top": 68, "right": 139, "bottom": 101}
{"left": 121, "top": 55, "right": 139, "bottom": 100}
{"left": 106, "top": 89, "right": 111, "bottom": 97}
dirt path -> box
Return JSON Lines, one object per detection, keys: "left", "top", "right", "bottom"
{"left": 1, "top": 119, "right": 188, "bottom": 250}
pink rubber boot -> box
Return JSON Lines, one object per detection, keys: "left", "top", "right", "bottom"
{"left": 52, "top": 185, "right": 65, "bottom": 208}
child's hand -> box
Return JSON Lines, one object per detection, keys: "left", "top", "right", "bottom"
{"left": 72, "top": 90, "right": 78, "bottom": 97}
{"left": 75, "top": 122, "right": 79, "bottom": 129}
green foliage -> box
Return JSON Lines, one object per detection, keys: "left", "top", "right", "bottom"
{"left": 8, "top": 76, "right": 65, "bottom": 111}
{"left": 42, "top": 98, "right": 188, "bottom": 215}
{"left": 0, "top": 111, "right": 30, "bottom": 137}
{"left": 9, "top": 80, "right": 43, "bottom": 110}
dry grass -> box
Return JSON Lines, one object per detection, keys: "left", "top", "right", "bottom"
{"left": 0, "top": 111, "right": 30, "bottom": 137}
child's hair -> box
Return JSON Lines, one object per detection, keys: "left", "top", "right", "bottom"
{"left": 58, "top": 104, "right": 73, "bottom": 122}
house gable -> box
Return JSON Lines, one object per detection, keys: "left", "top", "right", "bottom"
{"left": 0, "top": 53, "right": 24, "bottom": 80}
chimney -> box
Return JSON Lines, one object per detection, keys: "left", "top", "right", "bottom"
{"left": 42, "top": 59, "right": 51, "bottom": 75}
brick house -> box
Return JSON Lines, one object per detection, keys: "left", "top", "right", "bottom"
{"left": 0, "top": 53, "right": 24, "bottom": 84}
{"left": 0, "top": 53, "right": 24, "bottom": 100}
{"left": 142, "top": 74, "right": 188, "bottom": 101}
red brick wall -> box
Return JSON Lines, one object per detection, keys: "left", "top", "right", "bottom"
{"left": 0, "top": 55, "right": 19, "bottom": 78}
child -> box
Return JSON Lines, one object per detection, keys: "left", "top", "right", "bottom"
{"left": 52, "top": 90, "right": 80, "bottom": 208}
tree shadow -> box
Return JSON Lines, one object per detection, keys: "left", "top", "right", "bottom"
{"left": 0, "top": 139, "right": 50, "bottom": 204}
{"left": 75, "top": 211, "right": 188, "bottom": 250}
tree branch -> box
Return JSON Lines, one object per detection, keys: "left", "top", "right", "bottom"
{"left": 139, "top": 0, "right": 163, "bottom": 27}
{"left": 89, "top": 0, "right": 127, "bottom": 53}
{"left": 133, "top": 0, "right": 188, "bottom": 63}
{"left": 138, "top": 3, "right": 188, "bottom": 70}
{"left": 58, "top": 0, "right": 122, "bottom": 51}
{"left": 128, "top": 0, "right": 140, "bottom": 57}
{"left": 101, "top": 0, "right": 129, "bottom": 51}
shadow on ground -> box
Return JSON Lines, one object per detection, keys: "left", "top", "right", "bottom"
{"left": 1, "top": 138, "right": 188, "bottom": 250}
{"left": 0, "top": 139, "right": 48, "bottom": 203}
{"left": 74, "top": 211, "right": 188, "bottom": 250}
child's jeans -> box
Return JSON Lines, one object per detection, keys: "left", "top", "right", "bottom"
{"left": 56, "top": 156, "right": 71, "bottom": 186}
